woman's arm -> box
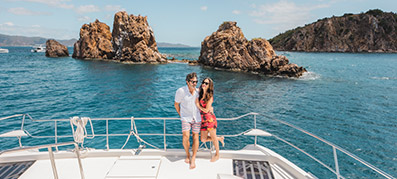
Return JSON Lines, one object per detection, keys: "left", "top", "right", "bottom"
{"left": 205, "top": 97, "right": 214, "bottom": 113}
{"left": 195, "top": 98, "right": 207, "bottom": 112}
{"left": 197, "top": 97, "right": 213, "bottom": 113}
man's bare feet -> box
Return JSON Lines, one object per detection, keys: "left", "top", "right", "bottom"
{"left": 190, "top": 157, "right": 196, "bottom": 169}
{"left": 210, "top": 154, "right": 220, "bottom": 162}
{"left": 185, "top": 157, "right": 190, "bottom": 164}
{"left": 219, "top": 136, "right": 225, "bottom": 147}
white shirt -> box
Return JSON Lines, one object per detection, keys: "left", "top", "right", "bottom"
{"left": 175, "top": 85, "right": 201, "bottom": 123}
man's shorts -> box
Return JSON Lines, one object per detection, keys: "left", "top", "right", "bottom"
{"left": 181, "top": 120, "right": 201, "bottom": 134}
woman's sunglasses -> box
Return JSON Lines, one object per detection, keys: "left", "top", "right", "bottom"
{"left": 202, "top": 82, "right": 209, "bottom": 85}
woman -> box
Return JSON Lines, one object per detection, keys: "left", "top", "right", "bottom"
{"left": 195, "top": 77, "right": 224, "bottom": 162}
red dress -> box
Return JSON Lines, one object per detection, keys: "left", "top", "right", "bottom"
{"left": 200, "top": 99, "right": 217, "bottom": 131}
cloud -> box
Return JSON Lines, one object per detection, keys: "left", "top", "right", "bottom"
{"left": 232, "top": 10, "right": 241, "bottom": 15}
{"left": 8, "top": 0, "right": 74, "bottom": 9}
{"left": 200, "top": 6, "right": 208, "bottom": 11}
{"left": 8, "top": 7, "right": 51, "bottom": 16}
{"left": 104, "top": 14, "right": 113, "bottom": 20}
{"left": 76, "top": 5, "right": 100, "bottom": 14}
{"left": 0, "top": 23, "right": 77, "bottom": 40}
{"left": 77, "top": 16, "right": 91, "bottom": 22}
{"left": 250, "top": 0, "right": 329, "bottom": 31}
{"left": 3, "top": 22, "right": 15, "bottom": 26}
{"left": 104, "top": 5, "right": 125, "bottom": 12}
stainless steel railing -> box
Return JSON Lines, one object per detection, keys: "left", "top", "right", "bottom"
{"left": 0, "top": 141, "right": 85, "bottom": 179}
{"left": 0, "top": 113, "right": 395, "bottom": 179}
{"left": 259, "top": 113, "right": 395, "bottom": 179}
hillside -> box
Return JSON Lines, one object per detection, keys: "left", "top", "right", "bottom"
{"left": 269, "top": 9, "right": 397, "bottom": 52}
{"left": 0, "top": 33, "right": 189, "bottom": 48}
{"left": 157, "top": 42, "right": 191, "bottom": 48}
{"left": 0, "top": 34, "right": 77, "bottom": 47}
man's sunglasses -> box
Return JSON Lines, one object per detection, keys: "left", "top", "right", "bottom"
{"left": 190, "top": 80, "right": 198, "bottom": 84}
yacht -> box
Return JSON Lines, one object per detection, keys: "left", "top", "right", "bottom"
{"left": 0, "top": 113, "right": 394, "bottom": 179}
{"left": 0, "top": 47, "right": 9, "bottom": 53}
{"left": 31, "top": 45, "right": 46, "bottom": 53}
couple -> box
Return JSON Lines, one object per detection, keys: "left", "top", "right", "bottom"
{"left": 174, "top": 72, "right": 224, "bottom": 169}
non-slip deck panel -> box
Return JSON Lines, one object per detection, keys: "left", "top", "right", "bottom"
{"left": 0, "top": 161, "right": 35, "bottom": 179}
{"left": 233, "top": 159, "right": 274, "bottom": 179}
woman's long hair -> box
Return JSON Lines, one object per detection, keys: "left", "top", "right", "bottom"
{"left": 199, "top": 77, "right": 214, "bottom": 104}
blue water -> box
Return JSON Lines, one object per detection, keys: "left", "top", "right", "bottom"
{"left": 0, "top": 47, "right": 396, "bottom": 178}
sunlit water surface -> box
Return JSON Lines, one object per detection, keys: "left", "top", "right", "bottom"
{"left": 0, "top": 47, "right": 396, "bottom": 178}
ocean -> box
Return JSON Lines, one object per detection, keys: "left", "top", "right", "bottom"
{"left": 0, "top": 47, "right": 396, "bottom": 178}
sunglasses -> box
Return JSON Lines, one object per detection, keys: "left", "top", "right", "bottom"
{"left": 202, "top": 82, "right": 209, "bottom": 85}
{"left": 190, "top": 80, "right": 198, "bottom": 84}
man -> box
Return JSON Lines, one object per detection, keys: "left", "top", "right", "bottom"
{"left": 174, "top": 72, "right": 201, "bottom": 169}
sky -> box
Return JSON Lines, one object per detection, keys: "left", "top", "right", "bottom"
{"left": 0, "top": 0, "right": 396, "bottom": 47}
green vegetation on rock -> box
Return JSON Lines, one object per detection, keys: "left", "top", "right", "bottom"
{"left": 268, "top": 9, "right": 396, "bottom": 52}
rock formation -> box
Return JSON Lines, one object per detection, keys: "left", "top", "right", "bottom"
{"left": 72, "top": 20, "right": 113, "bottom": 59}
{"left": 199, "top": 22, "right": 306, "bottom": 77}
{"left": 45, "top": 39, "right": 69, "bottom": 57}
{"left": 112, "top": 11, "right": 166, "bottom": 63}
{"left": 269, "top": 9, "right": 397, "bottom": 52}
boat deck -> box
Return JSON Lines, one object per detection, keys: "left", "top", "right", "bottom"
{"left": 19, "top": 156, "right": 235, "bottom": 179}
{"left": 1, "top": 113, "right": 394, "bottom": 179}
{"left": 0, "top": 146, "right": 313, "bottom": 179}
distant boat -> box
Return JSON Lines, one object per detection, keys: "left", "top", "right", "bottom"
{"left": 0, "top": 47, "right": 9, "bottom": 53}
{"left": 31, "top": 45, "right": 46, "bottom": 53}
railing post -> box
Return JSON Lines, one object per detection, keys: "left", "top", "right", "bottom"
{"left": 164, "top": 119, "right": 166, "bottom": 151}
{"left": 254, "top": 114, "right": 257, "bottom": 146}
{"left": 21, "top": 114, "right": 26, "bottom": 130}
{"left": 333, "top": 146, "right": 341, "bottom": 179}
{"left": 18, "top": 137, "right": 23, "bottom": 148}
{"left": 106, "top": 119, "right": 109, "bottom": 150}
{"left": 55, "top": 120, "right": 58, "bottom": 152}
{"left": 74, "top": 143, "right": 85, "bottom": 179}
{"left": 19, "top": 114, "right": 26, "bottom": 148}
{"left": 48, "top": 147, "right": 59, "bottom": 179}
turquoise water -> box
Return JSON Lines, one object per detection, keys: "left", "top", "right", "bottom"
{"left": 0, "top": 47, "right": 396, "bottom": 178}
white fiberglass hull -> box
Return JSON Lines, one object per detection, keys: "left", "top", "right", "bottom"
{"left": 0, "top": 145, "right": 315, "bottom": 179}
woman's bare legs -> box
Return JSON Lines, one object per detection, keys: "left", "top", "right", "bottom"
{"left": 209, "top": 129, "right": 220, "bottom": 162}
{"left": 201, "top": 131, "right": 224, "bottom": 146}
{"left": 200, "top": 131, "right": 209, "bottom": 143}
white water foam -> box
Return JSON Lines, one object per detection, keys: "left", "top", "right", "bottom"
{"left": 370, "top": 77, "right": 397, "bottom": 80}
{"left": 298, "top": 71, "right": 320, "bottom": 81}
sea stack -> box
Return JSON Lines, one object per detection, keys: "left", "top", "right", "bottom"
{"left": 72, "top": 20, "right": 113, "bottom": 59}
{"left": 269, "top": 9, "right": 397, "bottom": 52}
{"left": 199, "top": 22, "right": 306, "bottom": 77}
{"left": 45, "top": 39, "right": 69, "bottom": 57}
{"left": 112, "top": 11, "right": 166, "bottom": 63}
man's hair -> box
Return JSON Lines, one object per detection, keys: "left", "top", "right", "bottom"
{"left": 185, "top": 72, "right": 197, "bottom": 82}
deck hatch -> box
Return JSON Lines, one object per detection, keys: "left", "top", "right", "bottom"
{"left": 0, "top": 161, "right": 35, "bottom": 179}
{"left": 233, "top": 159, "right": 274, "bottom": 179}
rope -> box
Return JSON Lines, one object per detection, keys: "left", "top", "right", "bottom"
{"left": 70, "top": 117, "right": 94, "bottom": 148}
{"left": 121, "top": 117, "right": 160, "bottom": 150}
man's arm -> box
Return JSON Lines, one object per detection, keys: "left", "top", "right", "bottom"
{"left": 174, "top": 102, "right": 181, "bottom": 117}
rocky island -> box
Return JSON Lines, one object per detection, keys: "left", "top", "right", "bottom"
{"left": 45, "top": 39, "right": 69, "bottom": 57}
{"left": 112, "top": 11, "right": 166, "bottom": 63}
{"left": 72, "top": 20, "right": 113, "bottom": 59}
{"left": 199, "top": 22, "right": 306, "bottom": 77}
{"left": 72, "top": 11, "right": 166, "bottom": 63}
{"left": 269, "top": 9, "right": 397, "bottom": 53}
{"left": 72, "top": 12, "right": 306, "bottom": 77}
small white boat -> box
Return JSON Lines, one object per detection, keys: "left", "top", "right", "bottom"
{"left": 0, "top": 113, "right": 394, "bottom": 179}
{"left": 31, "top": 45, "right": 46, "bottom": 52}
{"left": 0, "top": 47, "right": 9, "bottom": 53}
